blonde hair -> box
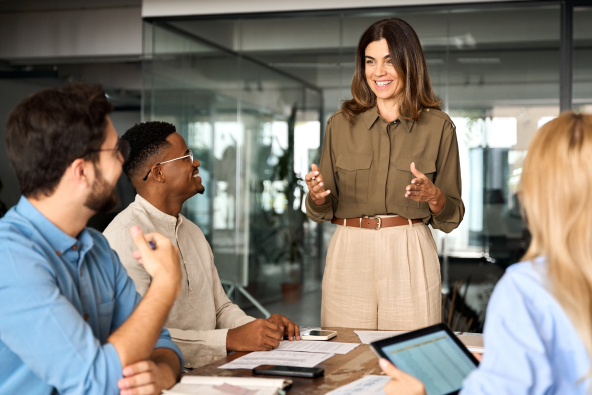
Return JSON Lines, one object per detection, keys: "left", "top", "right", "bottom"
{"left": 521, "top": 112, "right": 592, "bottom": 376}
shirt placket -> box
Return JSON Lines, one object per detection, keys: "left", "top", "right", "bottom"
{"left": 69, "top": 243, "right": 91, "bottom": 323}
{"left": 378, "top": 119, "right": 391, "bottom": 214}
{"left": 172, "top": 217, "right": 192, "bottom": 306}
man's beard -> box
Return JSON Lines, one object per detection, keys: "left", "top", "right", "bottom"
{"left": 84, "top": 165, "right": 118, "bottom": 214}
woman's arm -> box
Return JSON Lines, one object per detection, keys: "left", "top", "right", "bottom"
{"left": 459, "top": 271, "right": 553, "bottom": 395}
{"left": 305, "top": 118, "right": 338, "bottom": 223}
{"left": 428, "top": 122, "right": 464, "bottom": 233}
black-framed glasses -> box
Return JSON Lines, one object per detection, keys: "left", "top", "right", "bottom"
{"left": 143, "top": 150, "right": 193, "bottom": 181}
{"left": 86, "top": 139, "right": 130, "bottom": 163}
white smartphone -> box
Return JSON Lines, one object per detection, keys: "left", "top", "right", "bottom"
{"left": 301, "top": 330, "right": 337, "bottom": 341}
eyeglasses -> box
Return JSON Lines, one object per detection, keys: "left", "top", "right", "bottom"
{"left": 143, "top": 150, "right": 193, "bottom": 181}
{"left": 87, "top": 139, "right": 130, "bottom": 163}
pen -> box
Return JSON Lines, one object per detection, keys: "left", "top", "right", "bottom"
{"left": 148, "top": 241, "right": 156, "bottom": 250}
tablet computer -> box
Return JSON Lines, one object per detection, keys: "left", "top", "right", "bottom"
{"left": 370, "top": 323, "right": 479, "bottom": 395}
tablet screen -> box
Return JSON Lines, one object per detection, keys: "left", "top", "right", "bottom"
{"left": 380, "top": 330, "right": 477, "bottom": 395}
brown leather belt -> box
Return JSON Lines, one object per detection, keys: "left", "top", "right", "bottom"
{"left": 331, "top": 216, "right": 423, "bottom": 230}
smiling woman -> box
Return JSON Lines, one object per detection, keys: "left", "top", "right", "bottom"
{"left": 305, "top": 18, "right": 464, "bottom": 331}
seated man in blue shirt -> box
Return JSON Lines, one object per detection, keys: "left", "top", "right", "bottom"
{"left": 0, "top": 83, "right": 184, "bottom": 395}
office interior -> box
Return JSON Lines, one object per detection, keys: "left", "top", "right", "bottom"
{"left": 1, "top": 0, "right": 591, "bottom": 330}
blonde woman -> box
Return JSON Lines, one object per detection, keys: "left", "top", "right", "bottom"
{"left": 379, "top": 112, "right": 592, "bottom": 394}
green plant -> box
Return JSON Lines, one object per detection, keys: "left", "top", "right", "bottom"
{"left": 249, "top": 105, "right": 307, "bottom": 285}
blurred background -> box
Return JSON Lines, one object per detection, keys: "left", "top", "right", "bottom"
{"left": 1, "top": 0, "right": 591, "bottom": 331}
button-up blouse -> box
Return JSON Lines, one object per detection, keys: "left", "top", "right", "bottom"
{"left": 305, "top": 106, "right": 464, "bottom": 233}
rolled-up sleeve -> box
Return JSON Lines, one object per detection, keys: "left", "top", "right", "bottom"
{"left": 306, "top": 118, "right": 338, "bottom": 222}
{"left": 0, "top": 237, "right": 123, "bottom": 395}
{"left": 430, "top": 122, "right": 464, "bottom": 233}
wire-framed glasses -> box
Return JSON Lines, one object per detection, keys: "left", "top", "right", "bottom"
{"left": 143, "top": 150, "right": 193, "bottom": 181}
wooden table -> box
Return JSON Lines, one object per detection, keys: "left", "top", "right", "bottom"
{"left": 186, "top": 327, "right": 385, "bottom": 394}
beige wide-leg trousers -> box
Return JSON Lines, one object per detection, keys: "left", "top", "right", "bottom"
{"left": 321, "top": 217, "right": 441, "bottom": 330}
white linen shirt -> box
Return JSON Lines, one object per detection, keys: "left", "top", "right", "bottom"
{"left": 104, "top": 194, "right": 255, "bottom": 368}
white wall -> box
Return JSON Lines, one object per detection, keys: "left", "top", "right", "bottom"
{"left": 143, "top": 0, "right": 525, "bottom": 18}
{"left": 0, "top": 7, "right": 142, "bottom": 62}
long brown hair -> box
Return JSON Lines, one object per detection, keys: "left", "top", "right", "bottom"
{"left": 521, "top": 112, "right": 592, "bottom": 382}
{"left": 341, "top": 18, "right": 441, "bottom": 123}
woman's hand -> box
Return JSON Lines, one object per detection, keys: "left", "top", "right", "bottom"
{"left": 305, "top": 164, "right": 331, "bottom": 206}
{"left": 405, "top": 162, "right": 445, "bottom": 214}
{"left": 380, "top": 358, "right": 427, "bottom": 395}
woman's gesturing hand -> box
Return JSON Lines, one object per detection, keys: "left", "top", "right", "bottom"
{"left": 405, "top": 162, "right": 445, "bottom": 214}
{"left": 305, "top": 164, "right": 331, "bottom": 206}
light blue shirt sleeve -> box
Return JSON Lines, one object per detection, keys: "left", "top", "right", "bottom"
{"left": 109, "top": 247, "right": 184, "bottom": 367}
{"left": 460, "top": 262, "right": 589, "bottom": 395}
{"left": 0, "top": 233, "right": 123, "bottom": 395}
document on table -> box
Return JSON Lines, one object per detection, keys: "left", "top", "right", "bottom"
{"left": 274, "top": 341, "right": 359, "bottom": 354}
{"left": 458, "top": 333, "right": 484, "bottom": 354}
{"left": 163, "top": 376, "right": 290, "bottom": 395}
{"left": 218, "top": 351, "right": 334, "bottom": 370}
{"left": 354, "top": 331, "right": 408, "bottom": 344}
{"left": 325, "top": 375, "right": 389, "bottom": 395}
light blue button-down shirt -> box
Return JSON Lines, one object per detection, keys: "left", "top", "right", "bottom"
{"left": 0, "top": 197, "right": 183, "bottom": 395}
{"left": 461, "top": 258, "right": 590, "bottom": 394}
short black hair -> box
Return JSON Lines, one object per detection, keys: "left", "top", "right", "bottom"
{"left": 121, "top": 121, "right": 177, "bottom": 179}
{"left": 6, "top": 83, "right": 113, "bottom": 197}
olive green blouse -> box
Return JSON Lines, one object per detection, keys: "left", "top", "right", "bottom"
{"left": 305, "top": 105, "right": 464, "bottom": 234}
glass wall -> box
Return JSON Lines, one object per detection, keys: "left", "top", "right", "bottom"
{"left": 574, "top": 6, "right": 592, "bottom": 113}
{"left": 143, "top": 3, "right": 564, "bottom": 329}
{"left": 143, "top": 21, "right": 324, "bottom": 323}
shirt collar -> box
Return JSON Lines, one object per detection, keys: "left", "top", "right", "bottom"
{"left": 134, "top": 194, "right": 182, "bottom": 227}
{"left": 363, "top": 105, "right": 417, "bottom": 133}
{"left": 14, "top": 196, "right": 91, "bottom": 256}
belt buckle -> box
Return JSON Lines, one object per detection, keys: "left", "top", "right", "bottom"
{"left": 367, "top": 216, "right": 382, "bottom": 230}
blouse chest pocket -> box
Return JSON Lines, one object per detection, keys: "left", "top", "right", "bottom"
{"left": 394, "top": 158, "right": 436, "bottom": 209}
{"left": 335, "top": 154, "right": 373, "bottom": 204}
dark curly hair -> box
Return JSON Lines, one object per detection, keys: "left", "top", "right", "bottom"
{"left": 6, "top": 83, "right": 113, "bottom": 198}
{"left": 121, "top": 121, "right": 177, "bottom": 179}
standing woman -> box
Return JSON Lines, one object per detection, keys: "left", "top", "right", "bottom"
{"left": 305, "top": 18, "right": 464, "bottom": 330}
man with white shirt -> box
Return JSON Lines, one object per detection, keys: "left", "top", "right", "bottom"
{"left": 104, "top": 121, "right": 300, "bottom": 369}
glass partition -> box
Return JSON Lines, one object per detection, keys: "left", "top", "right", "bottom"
{"left": 574, "top": 6, "right": 592, "bottom": 113}
{"left": 143, "top": 2, "right": 561, "bottom": 329}
{"left": 143, "top": 21, "right": 323, "bottom": 322}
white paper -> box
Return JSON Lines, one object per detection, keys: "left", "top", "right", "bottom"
{"left": 354, "top": 330, "right": 408, "bottom": 344}
{"left": 163, "top": 383, "right": 277, "bottom": 395}
{"left": 273, "top": 341, "right": 359, "bottom": 354}
{"left": 218, "top": 351, "right": 334, "bottom": 370}
{"left": 325, "top": 375, "right": 390, "bottom": 395}
{"left": 163, "top": 376, "right": 288, "bottom": 395}
{"left": 466, "top": 347, "right": 484, "bottom": 354}
{"left": 181, "top": 376, "right": 288, "bottom": 387}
